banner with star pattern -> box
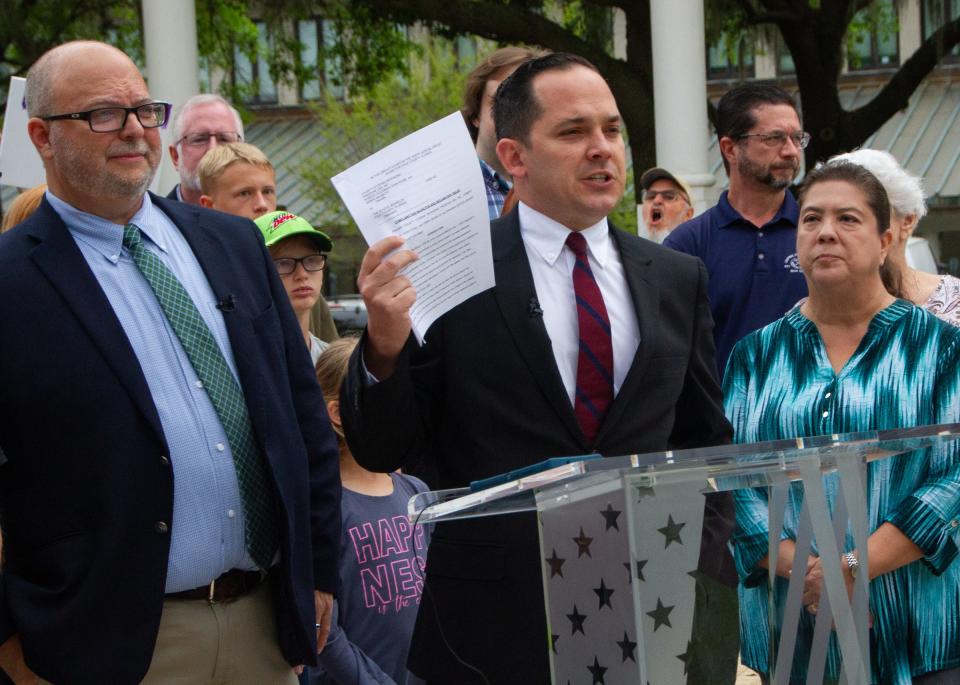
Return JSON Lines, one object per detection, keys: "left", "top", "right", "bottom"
{"left": 537, "top": 472, "right": 709, "bottom": 684}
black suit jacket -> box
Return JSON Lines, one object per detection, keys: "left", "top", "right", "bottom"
{"left": 0, "top": 195, "right": 341, "bottom": 684}
{"left": 341, "top": 209, "right": 734, "bottom": 683}
{"left": 166, "top": 184, "right": 180, "bottom": 200}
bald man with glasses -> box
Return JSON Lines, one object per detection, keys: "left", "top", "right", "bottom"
{"left": 0, "top": 41, "right": 340, "bottom": 685}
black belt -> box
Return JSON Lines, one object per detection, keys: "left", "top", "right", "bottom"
{"left": 167, "top": 568, "right": 266, "bottom": 603}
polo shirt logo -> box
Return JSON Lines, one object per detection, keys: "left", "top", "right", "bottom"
{"left": 784, "top": 253, "right": 802, "bottom": 273}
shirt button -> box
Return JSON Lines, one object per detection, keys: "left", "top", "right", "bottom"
{"left": 822, "top": 411, "right": 830, "bottom": 418}
{"left": 951, "top": 520, "right": 958, "bottom": 528}
{"left": 159, "top": 455, "right": 170, "bottom": 466}
{"left": 155, "top": 521, "right": 169, "bottom": 534}
{"left": 825, "top": 392, "right": 832, "bottom": 399}
{"left": 216, "top": 443, "right": 225, "bottom": 452}
{"left": 195, "top": 380, "right": 204, "bottom": 389}
{"left": 758, "top": 231, "right": 764, "bottom": 237}
{"left": 758, "top": 253, "right": 765, "bottom": 260}
{"left": 227, "top": 509, "right": 236, "bottom": 519}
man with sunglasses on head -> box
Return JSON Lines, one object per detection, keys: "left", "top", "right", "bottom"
{"left": 640, "top": 167, "right": 694, "bottom": 244}
{"left": 0, "top": 41, "right": 341, "bottom": 685}
{"left": 168, "top": 93, "right": 245, "bottom": 205}
{"left": 664, "top": 83, "right": 809, "bottom": 377}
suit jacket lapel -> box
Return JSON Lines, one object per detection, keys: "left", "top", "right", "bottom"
{"left": 595, "top": 229, "right": 659, "bottom": 443}
{"left": 26, "top": 199, "right": 165, "bottom": 441}
{"left": 491, "top": 210, "right": 587, "bottom": 448}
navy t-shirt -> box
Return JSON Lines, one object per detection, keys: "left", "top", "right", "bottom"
{"left": 664, "top": 190, "right": 808, "bottom": 377}
{"left": 307, "top": 473, "right": 430, "bottom": 685}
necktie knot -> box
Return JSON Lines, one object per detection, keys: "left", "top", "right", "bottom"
{"left": 566, "top": 231, "right": 588, "bottom": 258}
{"left": 123, "top": 223, "right": 142, "bottom": 250}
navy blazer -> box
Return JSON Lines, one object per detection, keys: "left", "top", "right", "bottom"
{"left": 0, "top": 194, "right": 341, "bottom": 684}
{"left": 341, "top": 208, "right": 734, "bottom": 683}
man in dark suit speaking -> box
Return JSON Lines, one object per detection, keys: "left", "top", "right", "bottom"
{"left": 341, "top": 53, "right": 737, "bottom": 684}
{"left": 0, "top": 41, "right": 340, "bottom": 684}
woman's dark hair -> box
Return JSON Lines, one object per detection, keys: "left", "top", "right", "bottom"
{"left": 798, "top": 161, "right": 902, "bottom": 298}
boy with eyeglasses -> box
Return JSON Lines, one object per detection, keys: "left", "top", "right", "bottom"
{"left": 198, "top": 142, "right": 277, "bottom": 221}
{"left": 255, "top": 211, "right": 334, "bottom": 364}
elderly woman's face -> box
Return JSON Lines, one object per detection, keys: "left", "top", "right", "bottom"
{"left": 797, "top": 179, "right": 892, "bottom": 288}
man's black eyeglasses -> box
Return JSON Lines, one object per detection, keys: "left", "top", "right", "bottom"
{"left": 40, "top": 102, "right": 172, "bottom": 133}
{"left": 273, "top": 254, "right": 327, "bottom": 276}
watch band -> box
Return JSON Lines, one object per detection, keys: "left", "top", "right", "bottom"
{"left": 843, "top": 551, "right": 859, "bottom": 579}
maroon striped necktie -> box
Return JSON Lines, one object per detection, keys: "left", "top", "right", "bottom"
{"left": 565, "top": 232, "right": 613, "bottom": 443}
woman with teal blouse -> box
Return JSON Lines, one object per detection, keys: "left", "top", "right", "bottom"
{"left": 724, "top": 161, "right": 960, "bottom": 684}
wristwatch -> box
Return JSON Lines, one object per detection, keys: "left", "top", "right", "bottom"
{"left": 843, "top": 552, "right": 859, "bottom": 579}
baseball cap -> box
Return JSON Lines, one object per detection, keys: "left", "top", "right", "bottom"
{"left": 255, "top": 211, "right": 333, "bottom": 253}
{"left": 640, "top": 167, "right": 692, "bottom": 204}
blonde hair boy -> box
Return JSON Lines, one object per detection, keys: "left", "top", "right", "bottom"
{"left": 198, "top": 142, "right": 277, "bottom": 220}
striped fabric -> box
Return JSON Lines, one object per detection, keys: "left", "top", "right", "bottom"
{"left": 566, "top": 231, "right": 613, "bottom": 443}
{"left": 723, "top": 300, "right": 960, "bottom": 684}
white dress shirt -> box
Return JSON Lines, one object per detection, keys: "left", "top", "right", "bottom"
{"left": 518, "top": 202, "right": 641, "bottom": 407}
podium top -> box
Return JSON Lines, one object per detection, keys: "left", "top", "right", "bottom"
{"left": 408, "top": 423, "right": 960, "bottom": 524}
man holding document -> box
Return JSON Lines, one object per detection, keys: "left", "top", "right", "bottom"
{"left": 341, "top": 53, "right": 737, "bottom": 684}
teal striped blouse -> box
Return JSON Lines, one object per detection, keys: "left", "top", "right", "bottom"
{"left": 723, "top": 300, "right": 960, "bottom": 684}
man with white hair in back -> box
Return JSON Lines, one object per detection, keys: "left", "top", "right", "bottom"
{"left": 167, "top": 94, "right": 244, "bottom": 205}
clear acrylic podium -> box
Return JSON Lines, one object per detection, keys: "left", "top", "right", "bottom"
{"left": 409, "top": 424, "right": 960, "bottom": 685}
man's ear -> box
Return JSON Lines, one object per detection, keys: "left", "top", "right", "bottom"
{"left": 199, "top": 194, "right": 214, "bottom": 209}
{"left": 326, "top": 399, "right": 341, "bottom": 430}
{"left": 496, "top": 138, "right": 526, "bottom": 180}
{"left": 169, "top": 144, "right": 180, "bottom": 170}
{"left": 683, "top": 206, "right": 695, "bottom": 221}
{"left": 27, "top": 118, "right": 54, "bottom": 161}
{"left": 718, "top": 136, "right": 737, "bottom": 171}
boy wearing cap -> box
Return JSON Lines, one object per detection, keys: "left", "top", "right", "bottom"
{"left": 255, "top": 211, "right": 334, "bottom": 364}
{"left": 199, "top": 142, "right": 278, "bottom": 221}
{"left": 640, "top": 167, "right": 694, "bottom": 244}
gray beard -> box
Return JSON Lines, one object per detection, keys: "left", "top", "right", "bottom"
{"left": 738, "top": 154, "right": 796, "bottom": 190}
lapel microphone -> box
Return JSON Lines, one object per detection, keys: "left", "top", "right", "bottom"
{"left": 215, "top": 295, "right": 236, "bottom": 312}
{"left": 528, "top": 297, "right": 543, "bottom": 318}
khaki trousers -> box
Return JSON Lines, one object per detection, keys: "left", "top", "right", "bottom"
{"left": 41, "top": 581, "right": 298, "bottom": 685}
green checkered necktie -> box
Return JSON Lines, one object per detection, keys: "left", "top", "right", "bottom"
{"left": 123, "top": 223, "right": 277, "bottom": 569}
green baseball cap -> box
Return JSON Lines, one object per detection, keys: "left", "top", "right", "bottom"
{"left": 255, "top": 211, "right": 333, "bottom": 252}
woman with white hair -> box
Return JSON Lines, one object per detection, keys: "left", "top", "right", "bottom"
{"left": 830, "top": 148, "right": 960, "bottom": 325}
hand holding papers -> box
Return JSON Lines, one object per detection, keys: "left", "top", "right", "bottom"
{"left": 332, "top": 112, "right": 495, "bottom": 344}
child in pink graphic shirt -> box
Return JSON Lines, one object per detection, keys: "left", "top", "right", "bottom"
{"left": 305, "top": 338, "right": 429, "bottom": 685}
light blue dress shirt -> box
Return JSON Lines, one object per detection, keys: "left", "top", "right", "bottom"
{"left": 47, "top": 191, "right": 257, "bottom": 593}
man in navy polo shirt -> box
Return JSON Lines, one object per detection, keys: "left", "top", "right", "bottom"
{"left": 665, "top": 83, "right": 808, "bottom": 377}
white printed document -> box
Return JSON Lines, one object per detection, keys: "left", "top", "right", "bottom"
{"left": 331, "top": 111, "right": 494, "bottom": 344}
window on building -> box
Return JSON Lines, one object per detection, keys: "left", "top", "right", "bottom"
{"left": 234, "top": 21, "right": 277, "bottom": 105}
{"left": 923, "top": 0, "right": 960, "bottom": 64}
{"left": 847, "top": 0, "right": 899, "bottom": 71}
{"left": 775, "top": 31, "right": 796, "bottom": 76}
{"left": 707, "top": 33, "right": 755, "bottom": 81}
{"left": 298, "top": 17, "right": 345, "bottom": 101}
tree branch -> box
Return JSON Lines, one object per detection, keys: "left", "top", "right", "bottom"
{"left": 847, "top": 15, "right": 960, "bottom": 136}
{"left": 351, "top": 0, "right": 642, "bottom": 94}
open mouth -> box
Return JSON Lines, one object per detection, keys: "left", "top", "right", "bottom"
{"left": 651, "top": 209, "right": 663, "bottom": 223}
{"left": 585, "top": 172, "right": 613, "bottom": 183}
